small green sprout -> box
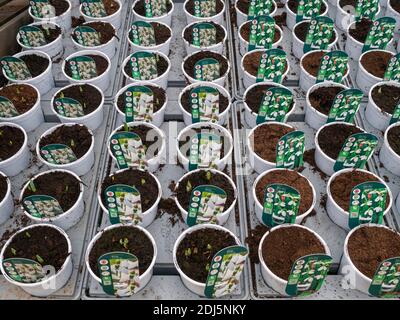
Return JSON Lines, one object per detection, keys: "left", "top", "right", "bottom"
{"left": 70, "top": 139, "right": 75, "bottom": 148}
{"left": 207, "top": 243, "right": 212, "bottom": 250}
{"left": 28, "top": 180, "right": 37, "bottom": 192}
{"left": 184, "top": 248, "right": 192, "bottom": 257}
{"left": 186, "top": 180, "right": 192, "bottom": 193}
{"left": 141, "top": 178, "right": 146, "bottom": 185}
{"left": 25, "top": 232, "right": 31, "bottom": 238}
{"left": 119, "top": 238, "right": 129, "bottom": 249}
{"left": 206, "top": 171, "right": 212, "bottom": 181}
{"left": 11, "top": 248, "right": 16, "bottom": 255}
{"left": 36, "top": 255, "right": 44, "bottom": 264}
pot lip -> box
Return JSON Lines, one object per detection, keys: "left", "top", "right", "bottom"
{"left": 28, "top": 0, "right": 72, "bottom": 20}
{"left": 383, "top": 122, "right": 400, "bottom": 161}
{"left": 0, "top": 223, "right": 72, "bottom": 287}
{"left": 337, "top": 0, "right": 381, "bottom": 16}
{"left": 183, "top": 0, "right": 225, "bottom": 20}
{"left": 19, "top": 169, "right": 84, "bottom": 223}
{"left": 181, "top": 21, "right": 227, "bottom": 50}
{"left": 252, "top": 167, "right": 318, "bottom": 221}
{"left": 0, "top": 122, "right": 28, "bottom": 166}
{"left": 127, "top": 21, "right": 173, "bottom": 50}
{"left": 235, "top": 0, "right": 277, "bottom": 16}
{"left": 358, "top": 49, "right": 394, "bottom": 81}
{"left": 258, "top": 224, "right": 331, "bottom": 284}
{"left": 80, "top": 0, "right": 122, "bottom": 21}
{"left": 50, "top": 83, "right": 105, "bottom": 121}
{"left": 0, "top": 170, "right": 11, "bottom": 207}
{"left": 286, "top": 0, "right": 329, "bottom": 17}
{"left": 71, "top": 21, "right": 117, "bottom": 50}
{"left": 238, "top": 20, "right": 283, "bottom": 46}
{"left": 326, "top": 167, "right": 393, "bottom": 217}
{"left": 131, "top": 0, "right": 175, "bottom": 19}
{"left": 292, "top": 20, "right": 339, "bottom": 47}
{"left": 368, "top": 80, "right": 400, "bottom": 117}
{"left": 172, "top": 223, "right": 241, "bottom": 287}
{"left": 347, "top": 19, "right": 394, "bottom": 46}
{"left": 16, "top": 21, "right": 62, "bottom": 50}
{"left": 85, "top": 223, "right": 158, "bottom": 283}
{"left": 387, "top": 0, "right": 400, "bottom": 14}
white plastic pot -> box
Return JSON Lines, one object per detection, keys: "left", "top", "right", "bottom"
{"left": 258, "top": 224, "right": 330, "bottom": 296}
{"left": 385, "top": 0, "right": 400, "bottom": 33}
{"left": 0, "top": 224, "right": 73, "bottom": 297}
{"left": 173, "top": 224, "right": 241, "bottom": 296}
{"left": 80, "top": 0, "right": 122, "bottom": 29}
{"left": 234, "top": 0, "right": 277, "bottom": 28}
{"left": 379, "top": 122, "right": 400, "bottom": 176}
{"left": 28, "top": 0, "right": 72, "bottom": 31}
{"left": 132, "top": 0, "right": 174, "bottom": 27}
{"left": 335, "top": 0, "right": 381, "bottom": 32}
{"left": 286, "top": 0, "right": 329, "bottom": 30}
{"left": 0, "top": 171, "right": 13, "bottom": 225}
{"left": 178, "top": 81, "right": 232, "bottom": 126}
{"left": 176, "top": 122, "right": 233, "bottom": 172}
{"left": 184, "top": 0, "right": 225, "bottom": 25}
{"left": 327, "top": 0, "right": 337, "bottom": 19}
{"left": 397, "top": 190, "right": 400, "bottom": 214}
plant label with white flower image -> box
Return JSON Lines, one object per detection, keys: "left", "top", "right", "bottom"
{"left": 194, "top": 58, "right": 220, "bottom": 81}
{"left": 276, "top": 130, "right": 305, "bottom": 169}
{"left": 369, "top": 257, "right": 400, "bottom": 298}
{"left": 124, "top": 86, "right": 154, "bottom": 123}
{"left": 316, "top": 51, "right": 348, "bottom": 84}
{"left": 40, "top": 144, "right": 78, "bottom": 165}
{"left": 255, "top": 48, "right": 286, "bottom": 83}
{"left": 190, "top": 86, "right": 219, "bottom": 123}
{"left": 188, "top": 133, "right": 222, "bottom": 170}
{"left": 256, "top": 87, "right": 293, "bottom": 124}
{"left": 67, "top": 56, "right": 98, "bottom": 80}
{"left": 247, "top": 0, "right": 273, "bottom": 19}
{"left": 109, "top": 132, "right": 147, "bottom": 170}
{"left": 0, "top": 96, "right": 19, "bottom": 118}
{"left": 355, "top": 0, "right": 379, "bottom": 20}
{"left": 194, "top": 0, "right": 216, "bottom": 18}
{"left": 384, "top": 53, "right": 400, "bottom": 81}
{"left": 248, "top": 15, "right": 275, "bottom": 51}
{"left": 191, "top": 22, "right": 216, "bottom": 47}
{"left": 362, "top": 17, "right": 396, "bottom": 53}
{"left": 81, "top": 0, "right": 107, "bottom": 18}
{"left": 131, "top": 21, "right": 156, "bottom": 46}
{"left": 389, "top": 104, "right": 400, "bottom": 125}
{"left": 30, "top": 0, "right": 55, "bottom": 18}
{"left": 295, "top": 0, "right": 322, "bottom": 23}
{"left": 19, "top": 26, "right": 47, "bottom": 47}
{"left": 144, "top": 0, "right": 168, "bottom": 17}
{"left": 2, "top": 258, "right": 46, "bottom": 284}
{"left": 130, "top": 52, "right": 158, "bottom": 80}
{"left": 74, "top": 26, "right": 101, "bottom": 47}
{"left": 0, "top": 56, "right": 32, "bottom": 80}
{"left": 327, "top": 88, "right": 363, "bottom": 124}
{"left": 303, "top": 16, "right": 334, "bottom": 53}
{"left": 54, "top": 97, "right": 85, "bottom": 118}
{"left": 22, "top": 195, "right": 64, "bottom": 219}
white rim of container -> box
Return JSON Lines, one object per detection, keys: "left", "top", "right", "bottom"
{"left": 183, "top": 0, "right": 225, "bottom": 22}
{"left": 131, "top": 0, "right": 175, "bottom": 21}
{"left": 286, "top": 0, "right": 329, "bottom": 18}
{"left": 382, "top": 121, "right": 400, "bottom": 162}
{"left": 368, "top": 81, "right": 400, "bottom": 119}
{"left": 28, "top": 0, "right": 72, "bottom": 22}
{"left": 292, "top": 20, "right": 339, "bottom": 50}
{"left": 238, "top": 21, "right": 283, "bottom": 49}
{"left": 358, "top": 49, "right": 394, "bottom": 82}
{"left": 17, "top": 22, "right": 62, "bottom": 51}
{"left": 127, "top": 21, "right": 172, "bottom": 51}
{"left": 71, "top": 21, "right": 117, "bottom": 51}
{"left": 80, "top": 0, "right": 122, "bottom": 23}
{"left": 0, "top": 170, "right": 11, "bottom": 209}
{"left": 337, "top": 0, "right": 381, "bottom": 23}
{"left": 182, "top": 21, "right": 227, "bottom": 51}
{"left": 0, "top": 122, "right": 28, "bottom": 168}
{"left": 234, "top": 0, "right": 277, "bottom": 18}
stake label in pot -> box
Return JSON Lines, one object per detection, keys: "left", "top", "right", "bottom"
{"left": 348, "top": 181, "right": 387, "bottom": 229}
{"left": 105, "top": 184, "right": 143, "bottom": 225}
{"left": 73, "top": 26, "right": 101, "bottom": 47}
{"left": 248, "top": 15, "right": 275, "bottom": 51}
{"left": 383, "top": 53, "right": 400, "bottom": 81}
{"left": 316, "top": 51, "right": 348, "bottom": 84}
{"left": 256, "top": 87, "right": 293, "bottom": 124}
{"left": 2, "top": 258, "right": 45, "bottom": 283}
{"left": 0, "top": 96, "right": 19, "bottom": 118}
{"left": 303, "top": 17, "right": 334, "bottom": 54}
{"left": 389, "top": 104, "right": 400, "bottom": 125}
{"left": 194, "top": 58, "right": 220, "bottom": 81}
{"left": 362, "top": 18, "right": 396, "bottom": 53}
{"left": 67, "top": 56, "right": 97, "bottom": 81}
{"left": 190, "top": 86, "right": 219, "bottom": 123}
{"left": 130, "top": 52, "right": 158, "bottom": 80}
{"left": 369, "top": 257, "right": 400, "bottom": 298}
{"left": 81, "top": 0, "right": 107, "bottom": 18}
{"left": 0, "top": 56, "right": 32, "bottom": 80}
{"left": 327, "top": 89, "right": 363, "bottom": 124}
{"left": 204, "top": 245, "right": 248, "bottom": 298}
{"left": 262, "top": 183, "right": 300, "bottom": 227}
{"left": 98, "top": 252, "right": 140, "bottom": 297}
{"left": 30, "top": 0, "right": 55, "bottom": 19}
{"left": 276, "top": 130, "right": 305, "bottom": 169}
{"left": 54, "top": 97, "right": 85, "bottom": 118}
{"left": 194, "top": 0, "right": 216, "bottom": 17}
{"left": 256, "top": 48, "right": 286, "bottom": 83}
{"left": 189, "top": 133, "right": 222, "bottom": 170}
{"left": 131, "top": 21, "right": 156, "bottom": 46}
{"left": 295, "top": 0, "right": 322, "bottom": 23}
{"left": 355, "top": 0, "right": 379, "bottom": 21}
{"left": 192, "top": 22, "right": 216, "bottom": 48}
{"left": 124, "top": 86, "right": 154, "bottom": 123}
{"left": 187, "top": 185, "right": 227, "bottom": 226}
{"left": 40, "top": 143, "right": 78, "bottom": 165}
{"left": 109, "top": 132, "right": 147, "bottom": 170}
{"left": 144, "top": 0, "right": 168, "bottom": 17}
{"left": 19, "top": 26, "right": 47, "bottom": 47}
{"left": 22, "top": 195, "right": 64, "bottom": 218}
{"left": 285, "top": 254, "right": 332, "bottom": 296}
{"left": 248, "top": 0, "right": 273, "bottom": 19}
{"left": 333, "top": 133, "right": 378, "bottom": 172}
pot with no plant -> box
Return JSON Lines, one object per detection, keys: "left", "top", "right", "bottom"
{"left": 28, "top": 0, "right": 72, "bottom": 31}
{"left": 335, "top": 0, "right": 381, "bottom": 32}
{"left": 379, "top": 122, "right": 400, "bottom": 176}
{"left": 80, "top": 0, "right": 122, "bottom": 30}
{"left": 0, "top": 171, "right": 14, "bottom": 225}
{"left": 286, "top": 0, "right": 329, "bottom": 30}
{"left": 132, "top": 0, "right": 175, "bottom": 27}
{"left": 386, "top": 0, "right": 400, "bottom": 33}
{"left": 235, "top": 0, "right": 277, "bottom": 29}
{"left": 184, "top": 0, "right": 225, "bottom": 25}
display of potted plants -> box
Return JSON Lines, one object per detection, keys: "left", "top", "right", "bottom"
{"left": 79, "top": 0, "right": 122, "bottom": 30}
{"left": 28, "top": 0, "right": 72, "bottom": 31}
{"left": 335, "top": 0, "right": 381, "bottom": 31}
{"left": 379, "top": 122, "right": 400, "bottom": 176}
{"left": 286, "top": 0, "right": 329, "bottom": 29}
{"left": 184, "top": 0, "right": 225, "bottom": 25}
{"left": 132, "top": 0, "right": 175, "bottom": 27}
{"left": 235, "top": 0, "right": 277, "bottom": 28}
{"left": 0, "top": 171, "right": 13, "bottom": 225}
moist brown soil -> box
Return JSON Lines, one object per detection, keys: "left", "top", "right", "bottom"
{"left": 360, "top": 51, "right": 393, "bottom": 78}
{"left": 309, "top": 85, "right": 344, "bottom": 115}
{"left": 250, "top": 123, "right": 295, "bottom": 162}
{"left": 302, "top": 50, "right": 348, "bottom": 77}
{"left": 0, "top": 74, "right": 8, "bottom": 88}
{"left": 49, "top": 0, "right": 69, "bottom": 16}
{"left": 0, "top": 84, "right": 38, "bottom": 115}
{"left": 129, "top": 22, "right": 171, "bottom": 45}
{"left": 71, "top": 16, "right": 86, "bottom": 28}
{"left": 0, "top": 174, "right": 8, "bottom": 203}
{"left": 3, "top": 226, "right": 69, "bottom": 271}
{"left": 317, "top": 123, "right": 363, "bottom": 159}
{"left": 303, "top": 148, "right": 328, "bottom": 180}
{"left": 255, "top": 170, "right": 314, "bottom": 215}
{"left": 64, "top": 54, "right": 108, "bottom": 78}
{"left": 330, "top": 170, "right": 390, "bottom": 211}
{"left": 387, "top": 125, "right": 400, "bottom": 156}
{"left": 184, "top": 51, "right": 229, "bottom": 78}
{"left": 245, "top": 224, "right": 269, "bottom": 264}
{"left": 133, "top": 0, "right": 173, "bottom": 16}
{"left": 243, "top": 51, "right": 288, "bottom": 76}
{"left": 176, "top": 228, "right": 237, "bottom": 283}
{"left": 339, "top": 0, "right": 357, "bottom": 11}
{"left": 371, "top": 84, "right": 400, "bottom": 114}
{"left": 89, "top": 226, "right": 154, "bottom": 276}
{"left": 39, "top": 124, "right": 92, "bottom": 159}
{"left": 124, "top": 53, "right": 168, "bottom": 78}
{"left": 184, "top": 21, "right": 225, "bottom": 44}
{"left": 53, "top": 84, "right": 102, "bottom": 115}
{"left": 102, "top": 0, "right": 120, "bottom": 15}
{"left": 294, "top": 21, "right": 336, "bottom": 43}
{"left": 117, "top": 85, "right": 166, "bottom": 114}
{"left": 180, "top": 87, "right": 229, "bottom": 113}
{"left": 261, "top": 226, "right": 325, "bottom": 280}
{"left": 185, "top": 0, "right": 224, "bottom": 15}
{"left": 157, "top": 198, "right": 183, "bottom": 226}
{"left": 391, "top": 0, "right": 400, "bottom": 13}
{"left": 19, "top": 54, "right": 49, "bottom": 77}
{"left": 245, "top": 84, "right": 295, "bottom": 113}
{"left": 0, "top": 125, "right": 24, "bottom": 161}
{"left": 348, "top": 226, "right": 400, "bottom": 279}
{"left": 36, "top": 24, "right": 62, "bottom": 43}
{"left": 240, "top": 22, "right": 281, "bottom": 44}
{"left": 288, "top": 0, "right": 327, "bottom": 15}
{"left": 349, "top": 18, "right": 373, "bottom": 43}
{"left": 274, "top": 12, "right": 287, "bottom": 28}
{"left": 72, "top": 22, "right": 115, "bottom": 44}
{"left": 236, "top": 0, "right": 276, "bottom": 15}
{"left": 101, "top": 169, "right": 158, "bottom": 212}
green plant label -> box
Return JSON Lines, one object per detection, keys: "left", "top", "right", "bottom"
{"left": 131, "top": 21, "right": 156, "bottom": 46}
{"left": 144, "top": 0, "right": 168, "bottom": 17}
{"left": 383, "top": 53, "right": 400, "bottom": 81}
{"left": 81, "top": 0, "right": 107, "bottom": 18}
{"left": 194, "top": 0, "right": 216, "bottom": 18}
{"left": 262, "top": 183, "right": 300, "bottom": 227}
{"left": 256, "top": 48, "right": 286, "bottom": 83}
{"left": 389, "top": 104, "right": 400, "bottom": 125}
{"left": 0, "top": 56, "right": 32, "bottom": 80}
{"left": 74, "top": 26, "right": 101, "bottom": 47}
{"left": 285, "top": 254, "right": 332, "bottom": 296}
{"left": 105, "top": 184, "right": 142, "bottom": 225}
{"left": 124, "top": 86, "right": 154, "bottom": 123}
{"left": 194, "top": 58, "right": 220, "bottom": 81}
{"left": 204, "top": 245, "right": 248, "bottom": 298}
{"left": 316, "top": 51, "right": 348, "bottom": 83}
{"left": 348, "top": 182, "right": 387, "bottom": 229}
{"left": 109, "top": 132, "right": 147, "bottom": 170}
{"left": 248, "top": 15, "right": 275, "bottom": 51}
{"left": 22, "top": 195, "right": 64, "bottom": 219}
{"left": 54, "top": 97, "right": 85, "bottom": 118}
{"left": 30, "top": 0, "right": 55, "bottom": 18}
{"left": 19, "top": 26, "right": 46, "bottom": 47}
{"left": 192, "top": 22, "right": 216, "bottom": 47}
{"left": 327, "top": 89, "right": 363, "bottom": 124}
{"left": 248, "top": 0, "right": 273, "bottom": 19}
{"left": 295, "top": 0, "right": 322, "bottom": 23}
{"left": 355, "top": 0, "right": 379, "bottom": 20}
{"left": 276, "top": 130, "right": 305, "bottom": 169}
{"left": 256, "top": 87, "right": 293, "bottom": 124}
{"left": 333, "top": 133, "right": 378, "bottom": 172}
{"left": 98, "top": 252, "right": 140, "bottom": 297}
{"left": 188, "top": 133, "right": 222, "bottom": 171}
{"left": 362, "top": 18, "right": 396, "bottom": 53}
{"left": 130, "top": 52, "right": 158, "bottom": 80}
{"left": 0, "top": 96, "right": 19, "bottom": 118}
{"left": 2, "top": 258, "right": 45, "bottom": 283}
{"left": 190, "top": 86, "right": 219, "bottom": 123}
{"left": 369, "top": 257, "right": 400, "bottom": 298}
{"left": 40, "top": 144, "right": 77, "bottom": 165}
{"left": 187, "top": 185, "right": 227, "bottom": 226}
{"left": 303, "top": 16, "right": 334, "bottom": 53}
{"left": 67, "top": 56, "right": 97, "bottom": 80}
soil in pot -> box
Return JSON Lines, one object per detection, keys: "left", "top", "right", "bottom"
{"left": 387, "top": 125, "right": 400, "bottom": 156}
{"left": 0, "top": 125, "right": 24, "bottom": 162}
{"left": 185, "top": 0, "right": 224, "bottom": 15}
{"left": 88, "top": 226, "right": 154, "bottom": 276}
{"left": 133, "top": 0, "right": 173, "bottom": 16}
{"left": 117, "top": 85, "right": 166, "bottom": 114}
{"left": 360, "top": 51, "right": 393, "bottom": 78}
{"left": 34, "top": 24, "right": 62, "bottom": 43}
{"left": 236, "top": 0, "right": 276, "bottom": 14}
{"left": 180, "top": 87, "right": 229, "bottom": 113}
{"left": 0, "top": 174, "right": 7, "bottom": 203}
{"left": 129, "top": 22, "right": 171, "bottom": 45}
{"left": 243, "top": 51, "right": 288, "bottom": 76}
{"left": 318, "top": 123, "right": 363, "bottom": 159}
{"left": 19, "top": 54, "right": 49, "bottom": 78}
{"left": 184, "top": 21, "right": 225, "bottom": 44}
{"left": 183, "top": 51, "right": 229, "bottom": 78}
{"left": 309, "top": 85, "right": 344, "bottom": 115}
{"left": 3, "top": 225, "right": 69, "bottom": 270}
{"left": 72, "top": 16, "right": 86, "bottom": 28}
{"left": 47, "top": 0, "right": 69, "bottom": 16}
{"left": 255, "top": 170, "right": 314, "bottom": 215}
{"left": 0, "top": 84, "right": 38, "bottom": 115}
{"left": 101, "top": 168, "right": 159, "bottom": 212}
{"left": 72, "top": 22, "right": 115, "bottom": 44}
{"left": 302, "top": 51, "right": 348, "bottom": 77}
{"left": 347, "top": 226, "right": 400, "bottom": 279}
{"left": 240, "top": 22, "right": 281, "bottom": 43}
{"left": 64, "top": 54, "right": 108, "bottom": 78}
{"left": 294, "top": 21, "right": 336, "bottom": 43}
{"left": 124, "top": 53, "right": 168, "bottom": 78}
{"left": 348, "top": 18, "right": 373, "bottom": 43}
{"left": 390, "top": 0, "right": 400, "bottom": 13}
{"left": 288, "top": 0, "right": 326, "bottom": 15}
{"left": 176, "top": 228, "right": 237, "bottom": 283}
{"left": 261, "top": 226, "right": 325, "bottom": 280}
{"left": 245, "top": 84, "right": 295, "bottom": 113}
{"left": 371, "top": 84, "right": 400, "bottom": 114}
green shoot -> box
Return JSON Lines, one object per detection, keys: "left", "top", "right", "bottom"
{"left": 36, "top": 255, "right": 44, "bottom": 264}
{"left": 28, "top": 180, "right": 37, "bottom": 192}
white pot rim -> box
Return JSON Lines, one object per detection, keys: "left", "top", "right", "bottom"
{"left": 383, "top": 122, "right": 400, "bottom": 162}
{"left": 0, "top": 170, "right": 11, "bottom": 208}
{"left": 0, "top": 122, "right": 28, "bottom": 167}
{"left": 238, "top": 21, "right": 283, "bottom": 47}
{"left": 131, "top": 0, "right": 175, "bottom": 19}
{"left": 235, "top": 0, "right": 277, "bottom": 16}
{"left": 28, "top": 0, "right": 72, "bottom": 21}
{"left": 182, "top": 21, "right": 227, "bottom": 50}
{"left": 127, "top": 21, "right": 172, "bottom": 51}
{"left": 337, "top": 0, "right": 381, "bottom": 17}
{"left": 387, "top": 0, "right": 400, "bottom": 15}
{"left": 183, "top": 0, "right": 225, "bottom": 20}
{"left": 368, "top": 80, "right": 400, "bottom": 117}
{"left": 292, "top": 20, "right": 339, "bottom": 48}
{"left": 347, "top": 19, "right": 393, "bottom": 46}
{"left": 17, "top": 22, "right": 62, "bottom": 51}
{"left": 358, "top": 49, "right": 394, "bottom": 82}
{"left": 286, "top": 0, "right": 329, "bottom": 17}
{"left": 79, "top": 0, "right": 122, "bottom": 21}
{"left": 71, "top": 21, "right": 117, "bottom": 50}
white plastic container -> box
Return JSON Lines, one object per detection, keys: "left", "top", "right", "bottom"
{"left": 258, "top": 224, "right": 330, "bottom": 296}
{"left": 335, "top": 0, "right": 381, "bottom": 31}
{"left": 178, "top": 81, "right": 232, "bottom": 126}
{"left": 397, "top": 190, "right": 400, "bottom": 214}
{"left": 0, "top": 224, "right": 73, "bottom": 297}
{"left": 0, "top": 171, "right": 13, "bottom": 225}
{"left": 28, "top": 0, "right": 72, "bottom": 31}
{"left": 132, "top": 0, "right": 174, "bottom": 27}
{"left": 379, "top": 122, "right": 400, "bottom": 176}
{"left": 176, "top": 122, "right": 233, "bottom": 172}
{"left": 286, "top": 0, "right": 329, "bottom": 30}
{"left": 174, "top": 169, "right": 238, "bottom": 226}
{"left": 173, "top": 224, "right": 241, "bottom": 296}
{"left": 183, "top": 0, "right": 225, "bottom": 25}
{"left": 327, "top": 0, "right": 337, "bottom": 19}
{"left": 80, "top": 0, "right": 122, "bottom": 30}
{"left": 235, "top": 0, "right": 277, "bottom": 29}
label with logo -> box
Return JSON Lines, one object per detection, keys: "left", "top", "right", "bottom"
{"left": 248, "top": 0, "right": 273, "bottom": 19}
{"left": 369, "top": 257, "right": 400, "bottom": 298}
{"left": 355, "top": 0, "right": 379, "bottom": 20}
{"left": 188, "top": 133, "right": 222, "bottom": 171}
{"left": 256, "top": 87, "right": 293, "bottom": 124}
{"left": 248, "top": 15, "right": 275, "bottom": 51}
{"left": 276, "top": 131, "right": 305, "bottom": 169}
{"left": 73, "top": 26, "right": 101, "bottom": 47}
{"left": 109, "top": 132, "right": 147, "bottom": 170}
{"left": 2, "top": 258, "right": 45, "bottom": 283}
{"left": 40, "top": 144, "right": 77, "bottom": 165}
{"left": 362, "top": 17, "right": 396, "bottom": 53}
{"left": 19, "top": 26, "right": 47, "bottom": 47}
{"left": 130, "top": 21, "right": 156, "bottom": 46}
{"left": 22, "top": 195, "right": 64, "bottom": 219}
{"left": 295, "top": 0, "right": 322, "bottom": 23}
{"left": 327, "top": 89, "right": 363, "bottom": 124}
{"left": 256, "top": 48, "right": 286, "bottom": 83}
{"left": 383, "top": 53, "right": 400, "bottom": 81}
{"left": 190, "top": 86, "right": 219, "bottom": 123}
{"left": 81, "top": 0, "right": 107, "bottom": 18}
{"left": 303, "top": 16, "right": 334, "bottom": 53}
{"left": 194, "top": 0, "right": 216, "bottom": 18}
{"left": 54, "top": 97, "right": 85, "bottom": 118}
{"left": 30, "top": 0, "right": 55, "bottom": 18}
{"left": 194, "top": 58, "right": 220, "bottom": 81}
{"left": 389, "top": 104, "right": 400, "bottom": 125}
{"left": 0, "top": 96, "right": 19, "bottom": 118}
{"left": 0, "top": 56, "right": 31, "bottom": 80}
{"left": 130, "top": 52, "right": 158, "bottom": 80}
{"left": 144, "top": 0, "right": 168, "bottom": 17}
{"left": 67, "top": 56, "right": 97, "bottom": 80}
{"left": 124, "top": 86, "right": 154, "bottom": 123}
{"left": 191, "top": 22, "right": 216, "bottom": 47}
{"left": 316, "top": 51, "right": 348, "bottom": 84}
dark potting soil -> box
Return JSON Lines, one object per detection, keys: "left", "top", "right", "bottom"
{"left": 294, "top": 21, "right": 336, "bottom": 43}
{"left": 240, "top": 22, "right": 281, "bottom": 43}
{"left": 348, "top": 18, "right": 373, "bottom": 43}
{"left": 117, "top": 85, "right": 166, "bottom": 114}
{"left": 0, "top": 174, "right": 7, "bottom": 203}
{"left": 243, "top": 50, "right": 288, "bottom": 77}
{"left": 184, "top": 21, "right": 225, "bottom": 44}
{"left": 330, "top": 170, "right": 390, "bottom": 211}
{"left": 250, "top": 123, "right": 295, "bottom": 162}
{"left": 339, "top": 0, "right": 358, "bottom": 11}
{"left": 255, "top": 170, "right": 314, "bottom": 215}
{"left": 183, "top": 51, "right": 229, "bottom": 79}
{"left": 39, "top": 124, "right": 92, "bottom": 159}
{"left": 3, "top": 226, "right": 69, "bottom": 271}
{"left": 72, "top": 22, "right": 115, "bottom": 44}
{"left": 180, "top": 87, "right": 229, "bottom": 113}
{"left": 317, "top": 123, "right": 363, "bottom": 159}
{"left": 101, "top": 169, "right": 159, "bottom": 212}
{"left": 176, "top": 228, "right": 237, "bottom": 283}
{"left": 36, "top": 24, "right": 62, "bottom": 43}
{"left": 129, "top": 22, "right": 171, "bottom": 45}
{"left": 348, "top": 225, "right": 400, "bottom": 279}
{"left": 20, "top": 54, "right": 49, "bottom": 78}
{"left": 133, "top": 0, "right": 172, "bottom": 16}
{"left": 302, "top": 50, "right": 348, "bottom": 77}
{"left": 391, "top": 0, "right": 400, "bottom": 13}
{"left": 185, "top": 0, "right": 224, "bottom": 15}
{"left": 0, "top": 73, "right": 8, "bottom": 88}
{"left": 89, "top": 226, "right": 154, "bottom": 276}
{"left": 371, "top": 84, "right": 400, "bottom": 114}
{"left": 124, "top": 53, "right": 168, "bottom": 78}
{"left": 53, "top": 84, "right": 102, "bottom": 115}
{"left": 102, "top": 0, "right": 120, "bottom": 15}
{"left": 303, "top": 148, "right": 328, "bottom": 180}
{"left": 64, "top": 54, "right": 108, "bottom": 78}
{"left": 288, "top": 0, "right": 326, "bottom": 15}
{"left": 0, "top": 125, "right": 24, "bottom": 161}
{"left": 0, "top": 84, "right": 38, "bottom": 115}
{"left": 261, "top": 226, "right": 325, "bottom": 280}
{"left": 274, "top": 12, "right": 287, "bottom": 29}
{"left": 236, "top": 0, "right": 276, "bottom": 14}
{"left": 308, "top": 85, "right": 344, "bottom": 115}
{"left": 360, "top": 51, "right": 393, "bottom": 79}
{"left": 22, "top": 172, "right": 81, "bottom": 212}
{"left": 71, "top": 16, "right": 86, "bottom": 28}
{"left": 49, "top": 0, "right": 69, "bottom": 16}
{"left": 387, "top": 125, "right": 400, "bottom": 156}
{"left": 245, "top": 224, "right": 269, "bottom": 264}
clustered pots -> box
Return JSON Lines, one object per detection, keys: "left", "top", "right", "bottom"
{"left": 132, "top": 0, "right": 175, "bottom": 26}
{"left": 28, "top": 0, "right": 72, "bottom": 31}
{"left": 80, "top": 0, "right": 123, "bottom": 30}
{"left": 286, "top": 0, "right": 329, "bottom": 30}
{"left": 184, "top": 0, "right": 225, "bottom": 25}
